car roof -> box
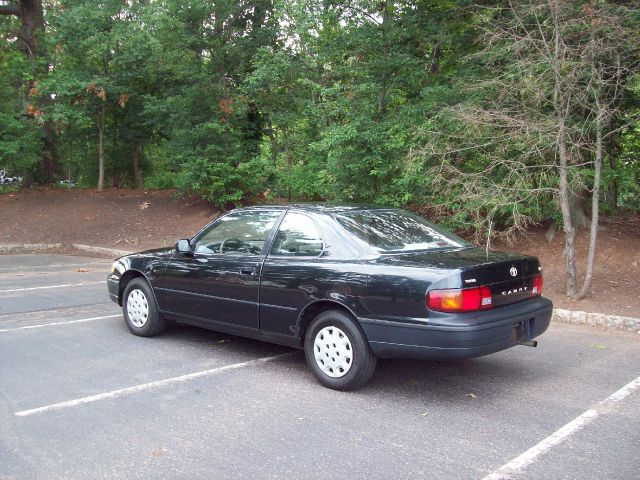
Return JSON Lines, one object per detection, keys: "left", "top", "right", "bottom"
{"left": 238, "top": 203, "right": 392, "bottom": 215}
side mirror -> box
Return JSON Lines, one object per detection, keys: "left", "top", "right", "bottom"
{"left": 176, "top": 239, "right": 192, "bottom": 255}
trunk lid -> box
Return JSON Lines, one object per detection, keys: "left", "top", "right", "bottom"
{"left": 458, "top": 255, "right": 540, "bottom": 308}
{"left": 377, "top": 247, "right": 541, "bottom": 308}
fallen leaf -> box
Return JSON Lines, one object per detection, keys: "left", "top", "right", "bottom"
{"left": 140, "top": 201, "right": 150, "bottom": 210}
{"left": 590, "top": 343, "right": 607, "bottom": 350}
{"left": 77, "top": 268, "right": 88, "bottom": 272}
{"left": 420, "top": 411, "right": 429, "bottom": 416}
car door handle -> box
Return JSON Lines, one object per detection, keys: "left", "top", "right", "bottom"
{"left": 238, "top": 267, "right": 256, "bottom": 276}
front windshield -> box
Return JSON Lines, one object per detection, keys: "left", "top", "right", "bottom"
{"left": 336, "top": 209, "right": 470, "bottom": 253}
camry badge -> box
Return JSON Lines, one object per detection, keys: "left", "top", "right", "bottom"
{"left": 509, "top": 267, "right": 518, "bottom": 277}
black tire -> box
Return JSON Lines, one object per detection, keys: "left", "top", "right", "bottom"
{"left": 304, "top": 309, "right": 377, "bottom": 391}
{"left": 122, "top": 277, "right": 166, "bottom": 337}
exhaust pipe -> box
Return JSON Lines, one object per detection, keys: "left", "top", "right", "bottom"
{"left": 520, "top": 340, "right": 538, "bottom": 347}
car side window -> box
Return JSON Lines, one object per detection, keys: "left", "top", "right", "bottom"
{"left": 193, "top": 211, "right": 281, "bottom": 255}
{"left": 270, "top": 212, "right": 323, "bottom": 257}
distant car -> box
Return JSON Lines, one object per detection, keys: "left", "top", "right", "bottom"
{"left": 108, "top": 205, "right": 552, "bottom": 390}
{"left": 0, "top": 169, "right": 21, "bottom": 185}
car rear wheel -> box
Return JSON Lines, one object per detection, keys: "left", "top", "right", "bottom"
{"left": 123, "top": 278, "right": 166, "bottom": 337}
{"left": 304, "top": 309, "right": 377, "bottom": 390}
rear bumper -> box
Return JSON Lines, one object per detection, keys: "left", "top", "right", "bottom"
{"left": 107, "top": 275, "right": 120, "bottom": 305}
{"left": 359, "top": 297, "right": 553, "bottom": 360}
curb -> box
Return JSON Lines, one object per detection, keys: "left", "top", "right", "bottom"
{"left": 0, "top": 243, "right": 63, "bottom": 253}
{"left": 0, "top": 243, "right": 132, "bottom": 258}
{"left": 71, "top": 244, "right": 133, "bottom": 258}
{"left": 553, "top": 308, "right": 640, "bottom": 333}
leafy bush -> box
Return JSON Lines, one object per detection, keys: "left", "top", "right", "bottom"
{"left": 144, "top": 170, "right": 177, "bottom": 190}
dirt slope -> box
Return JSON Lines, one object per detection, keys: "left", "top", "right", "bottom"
{"left": 0, "top": 188, "right": 219, "bottom": 251}
{"left": 1, "top": 188, "right": 638, "bottom": 317}
{"left": 495, "top": 221, "right": 640, "bottom": 318}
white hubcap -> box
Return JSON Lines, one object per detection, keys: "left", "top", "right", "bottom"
{"left": 313, "top": 326, "right": 353, "bottom": 378}
{"left": 127, "top": 289, "right": 149, "bottom": 328}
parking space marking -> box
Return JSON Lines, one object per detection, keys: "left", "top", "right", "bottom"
{"left": 14, "top": 352, "right": 295, "bottom": 417}
{"left": 0, "top": 269, "right": 107, "bottom": 279}
{"left": 482, "top": 375, "right": 640, "bottom": 480}
{"left": 0, "top": 314, "right": 121, "bottom": 333}
{"left": 0, "top": 301, "right": 115, "bottom": 323}
{"left": 0, "top": 281, "right": 103, "bottom": 293}
{"left": 0, "top": 262, "right": 111, "bottom": 273}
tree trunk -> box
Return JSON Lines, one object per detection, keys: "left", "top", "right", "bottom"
{"left": 430, "top": 43, "right": 441, "bottom": 74}
{"left": 0, "top": 0, "right": 44, "bottom": 62}
{"left": 557, "top": 119, "right": 577, "bottom": 297}
{"left": 131, "top": 143, "right": 142, "bottom": 189}
{"left": 41, "top": 120, "right": 56, "bottom": 182}
{"left": 264, "top": 119, "right": 279, "bottom": 170}
{"left": 575, "top": 107, "right": 603, "bottom": 300}
{"left": 97, "top": 105, "right": 106, "bottom": 192}
{"left": 552, "top": 0, "right": 576, "bottom": 297}
{"left": 377, "top": 1, "right": 390, "bottom": 117}
{"left": 17, "top": 0, "right": 44, "bottom": 61}
{"left": 283, "top": 130, "right": 292, "bottom": 202}
{"left": 608, "top": 156, "right": 617, "bottom": 209}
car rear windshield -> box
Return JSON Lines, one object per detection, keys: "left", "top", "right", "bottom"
{"left": 336, "top": 209, "right": 470, "bottom": 253}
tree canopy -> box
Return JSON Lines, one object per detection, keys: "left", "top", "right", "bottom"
{"left": 1, "top": 1, "right": 639, "bottom": 241}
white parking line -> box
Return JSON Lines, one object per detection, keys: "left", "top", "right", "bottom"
{"left": 0, "top": 262, "right": 111, "bottom": 272}
{"left": 482, "top": 375, "right": 640, "bottom": 480}
{"left": 0, "top": 314, "right": 121, "bottom": 333}
{"left": 14, "top": 352, "right": 294, "bottom": 417}
{"left": 0, "top": 281, "right": 103, "bottom": 293}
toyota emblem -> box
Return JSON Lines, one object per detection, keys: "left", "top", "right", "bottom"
{"left": 509, "top": 267, "right": 518, "bottom": 277}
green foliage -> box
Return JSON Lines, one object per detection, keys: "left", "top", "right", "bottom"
{"left": 0, "top": 184, "right": 20, "bottom": 194}
{"left": 405, "top": 0, "right": 640, "bottom": 239}
{"left": 1, "top": 0, "right": 638, "bottom": 235}
{"left": 615, "top": 120, "right": 640, "bottom": 210}
{"left": 0, "top": 38, "right": 43, "bottom": 175}
{"left": 0, "top": 112, "right": 43, "bottom": 174}
{"left": 143, "top": 144, "right": 176, "bottom": 190}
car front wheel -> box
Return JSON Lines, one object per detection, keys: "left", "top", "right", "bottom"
{"left": 304, "top": 309, "right": 377, "bottom": 391}
{"left": 123, "top": 278, "right": 166, "bottom": 337}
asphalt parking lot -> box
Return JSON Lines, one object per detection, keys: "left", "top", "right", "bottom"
{"left": 1, "top": 254, "right": 639, "bottom": 480}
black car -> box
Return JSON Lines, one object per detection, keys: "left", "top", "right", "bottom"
{"left": 108, "top": 205, "right": 552, "bottom": 390}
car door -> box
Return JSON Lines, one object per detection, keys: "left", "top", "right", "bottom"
{"left": 155, "top": 209, "right": 282, "bottom": 332}
{"left": 259, "top": 211, "right": 327, "bottom": 337}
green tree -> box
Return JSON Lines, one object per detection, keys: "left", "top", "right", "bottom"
{"left": 0, "top": 0, "right": 52, "bottom": 180}
{"left": 410, "top": 0, "right": 640, "bottom": 297}
{"left": 138, "top": 0, "right": 279, "bottom": 205}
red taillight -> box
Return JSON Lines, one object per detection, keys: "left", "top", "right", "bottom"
{"left": 426, "top": 286, "right": 493, "bottom": 312}
{"left": 532, "top": 275, "right": 543, "bottom": 296}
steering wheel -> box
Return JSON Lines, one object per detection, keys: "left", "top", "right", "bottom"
{"left": 219, "top": 237, "right": 243, "bottom": 253}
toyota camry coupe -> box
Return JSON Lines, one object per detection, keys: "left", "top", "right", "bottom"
{"left": 108, "top": 205, "right": 552, "bottom": 390}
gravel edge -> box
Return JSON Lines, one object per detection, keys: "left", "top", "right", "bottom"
{"left": 1, "top": 243, "right": 638, "bottom": 333}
